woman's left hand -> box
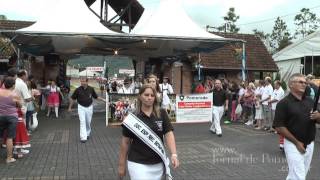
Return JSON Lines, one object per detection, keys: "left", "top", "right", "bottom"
{"left": 171, "top": 155, "right": 180, "bottom": 169}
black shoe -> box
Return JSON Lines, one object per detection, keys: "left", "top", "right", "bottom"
{"left": 217, "top": 134, "right": 222, "bottom": 137}
{"left": 87, "top": 136, "right": 90, "bottom": 140}
{"left": 80, "top": 140, "right": 87, "bottom": 143}
{"left": 209, "top": 130, "right": 216, "bottom": 134}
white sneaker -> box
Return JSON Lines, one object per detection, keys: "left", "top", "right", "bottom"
{"left": 21, "top": 149, "right": 30, "bottom": 154}
{"left": 245, "top": 120, "right": 253, "bottom": 126}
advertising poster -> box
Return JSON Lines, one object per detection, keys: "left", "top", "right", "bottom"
{"left": 106, "top": 93, "right": 177, "bottom": 125}
{"left": 176, "top": 93, "right": 213, "bottom": 123}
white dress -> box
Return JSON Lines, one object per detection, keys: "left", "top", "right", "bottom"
{"left": 255, "top": 102, "right": 263, "bottom": 120}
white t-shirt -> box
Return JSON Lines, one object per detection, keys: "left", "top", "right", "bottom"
{"left": 15, "top": 77, "right": 31, "bottom": 112}
{"left": 261, "top": 84, "right": 273, "bottom": 105}
{"left": 46, "top": 85, "right": 60, "bottom": 92}
{"left": 159, "top": 83, "right": 174, "bottom": 95}
{"left": 238, "top": 88, "right": 245, "bottom": 97}
{"left": 255, "top": 86, "right": 263, "bottom": 96}
{"left": 118, "top": 86, "right": 133, "bottom": 94}
{"left": 271, "top": 87, "right": 285, "bottom": 110}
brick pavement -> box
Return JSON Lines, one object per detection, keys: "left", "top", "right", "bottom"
{"left": 0, "top": 109, "right": 320, "bottom": 180}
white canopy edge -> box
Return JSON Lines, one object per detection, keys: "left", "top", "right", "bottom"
{"left": 130, "top": 0, "right": 224, "bottom": 40}
{"left": 273, "top": 29, "right": 320, "bottom": 61}
{"left": 17, "top": 0, "right": 119, "bottom": 35}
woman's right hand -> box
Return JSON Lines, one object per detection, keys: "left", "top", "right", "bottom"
{"left": 118, "top": 164, "right": 126, "bottom": 179}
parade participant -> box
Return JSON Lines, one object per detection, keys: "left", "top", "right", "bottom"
{"left": 0, "top": 77, "right": 22, "bottom": 163}
{"left": 260, "top": 77, "right": 273, "bottom": 131}
{"left": 14, "top": 69, "right": 32, "bottom": 157}
{"left": 46, "top": 80, "right": 63, "bottom": 118}
{"left": 210, "top": 79, "right": 228, "bottom": 137}
{"left": 118, "top": 78, "right": 134, "bottom": 94}
{"left": 268, "top": 80, "right": 285, "bottom": 132}
{"left": 134, "top": 73, "right": 144, "bottom": 94}
{"left": 159, "top": 76, "right": 174, "bottom": 111}
{"left": 243, "top": 83, "right": 255, "bottom": 126}
{"left": 273, "top": 73, "right": 319, "bottom": 180}
{"left": 68, "top": 78, "right": 106, "bottom": 143}
{"left": 147, "top": 74, "right": 161, "bottom": 98}
{"left": 118, "top": 84, "right": 179, "bottom": 180}
{"left": 254, "top": 94, "right": 263, "bottom": 130}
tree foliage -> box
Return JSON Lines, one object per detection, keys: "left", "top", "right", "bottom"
{"left": 252, "top": 29, "right": 272, "bottom": 52}
{"left": 270, "top": 17, "right": 292, "bottom": 53}
{"left": 294, "top": 8, "right": 319, "bottom": 38}
{"left": 0, "top": 38, "right": 14, "bottom": 56}
{"left": 218, "top": 7, "right": 240, "bottom": 33}
{"left": 0, "top": 15, "right": 7, "bottom": 20}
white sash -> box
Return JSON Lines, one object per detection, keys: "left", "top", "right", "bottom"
{"left": 123, "top": 112, "right": 173, "bottom": 180}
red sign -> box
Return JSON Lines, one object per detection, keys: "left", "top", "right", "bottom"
{"left": 178, "top": 101, "right": 211, "bottom": 108}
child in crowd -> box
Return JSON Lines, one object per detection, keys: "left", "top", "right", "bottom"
{"left": 254, "top": 94, "right": 263, "bottom": 130}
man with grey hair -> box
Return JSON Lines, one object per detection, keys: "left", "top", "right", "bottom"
{"left": 210, "top": 79, "right": 228, "bottom": 137}
{"left": 273, "top": 73, "right": 320, "bottom": 180}
{"left": 68, "top": 78, "right": 106, "bottom": 143}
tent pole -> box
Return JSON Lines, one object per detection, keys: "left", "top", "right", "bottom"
{"left": 242, "top": 42, "right": 246, "bottom": 81}
{"left": 304, "top": 56, "right": 306, "bottom": 75}
{"left": 312, "top": 55, "right": 314, "bottom": 75}
{"left": 17, "top": 48, "right": 20, "bottom": 70}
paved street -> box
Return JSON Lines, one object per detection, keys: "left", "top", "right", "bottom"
{"left": 0, "top": 103, "right": 320, "bottom": 180}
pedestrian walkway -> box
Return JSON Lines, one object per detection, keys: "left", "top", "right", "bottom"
{"left": 0, "top": 110, "right": 319, "bottom": 180}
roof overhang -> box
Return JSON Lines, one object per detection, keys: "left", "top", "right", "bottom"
{"left": 0, "top": 30, "right": 243, "bottom": 59}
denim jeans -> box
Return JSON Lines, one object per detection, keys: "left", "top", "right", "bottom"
{"left": 26, "top": 111, "right": 34, "bottom": 131}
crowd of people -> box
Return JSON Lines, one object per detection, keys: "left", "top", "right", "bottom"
{"left": 0, "top": 68, "right": 71, "bottom": 163}
{"left": 2, "top": 69, "right": 320, "bottom": 179}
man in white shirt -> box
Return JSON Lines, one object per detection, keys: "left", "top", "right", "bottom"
{"left": 15, "top": 70, "right": 32, "bottom": 115}
{"left": 260, "top": 77, "right": 273, "bottom": 130}
{"left": 269, "top": 80, "right": 285, "bottom": 128}
{"left": 14, "top": 69, "right": 32, "bottom": 154}
{"left": 159, "top": 77, "right": 174, "bottom": 110}
{"left": 118, "top": 78, "right": 134, "bottom": 94}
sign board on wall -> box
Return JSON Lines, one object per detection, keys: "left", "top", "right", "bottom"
{"left": 86, "top": 67, "right": 104, "bottom": 72}
{"left": 176, "top": 93, "right": 212, "bottom": 123}
{"left": 119, "top": 69, "right": 135, "bottom": 74}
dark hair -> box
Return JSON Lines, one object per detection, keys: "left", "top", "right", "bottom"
{"left": 3, "top": 76, "right": 15, "bottom": 89}
{"left": 17, "top": 70, "right": 27, "bottom": 78}
{"left": 8, "top": 68, "right": 18, "bottom": 77}
{"left": 80, "top": 77, "right": 89, "bottom": 82}
{"left": 28, "top": 75, "right": 34, "bottom": 80}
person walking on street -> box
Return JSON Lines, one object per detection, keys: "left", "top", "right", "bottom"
{"left": 46, "top": 80, "right": 63, "bottom": 118}
{"left": 209, "top": 79, "right": 228, "bottom": 137}
{"left": 260, "top": 77, "right": 273, "bottom": 131}
{"left": 0, "top": 77, "right": 22, "bottom": 163}
{"left": 273, "top": 73, "right": 320, "bottom": 180}
{"left": 68, "top": 78, "right": 106, "bottom": 143}
{"left": 118, "top": 84, "right": 179, "bottom": 180}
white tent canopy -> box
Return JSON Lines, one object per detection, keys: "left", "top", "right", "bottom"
{"left": 131, "top": 0, "right": 223, "bottom": 39}
{"left": 18, "top": 0, "right": 119, "bottom": 35}
{"left": 0, "top": 0, "right": 242, "bottom": 57}
{"left": 273, "top": 29, "right": 320, "bottom": 61}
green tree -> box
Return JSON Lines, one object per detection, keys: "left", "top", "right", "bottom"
{"left": 218, "top": 7, "right": 240, "bottom": 33}
{"left": 270, "top": 17, "right": 292, "bottom": 53}
{"left": 252, "top": 29, "right": 273, "bottom": 53}
{"left": 0, "top": 15, "right": 7, "bottom": 20}
{"left": 294, "top": 8, "right": 319, "bottom": 38}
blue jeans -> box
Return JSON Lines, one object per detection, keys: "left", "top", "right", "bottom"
{"left": 26, "top": 111, "right": 34, "bottom": 131}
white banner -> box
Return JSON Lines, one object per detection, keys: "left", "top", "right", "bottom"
{"left": 86, "top": 66, "right": 104, "bottom": 71}
{"left": 176, "top": 93, "right": 212, "bottom": 123}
